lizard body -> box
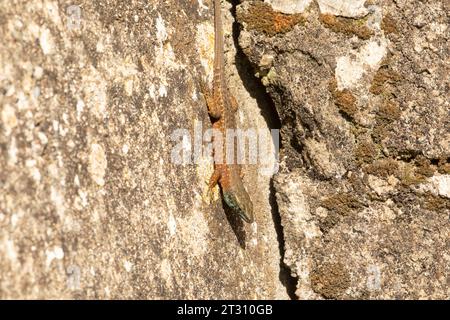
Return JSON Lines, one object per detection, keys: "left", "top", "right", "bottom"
{"left": 201, "top": 0, "right": 254, "bottom": 223}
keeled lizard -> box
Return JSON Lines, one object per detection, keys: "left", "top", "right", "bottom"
{"left": 201, "top": 0, "right": 254, "bottom": 223}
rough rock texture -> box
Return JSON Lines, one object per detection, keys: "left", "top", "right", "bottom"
{"left": 0, "top": 0, "right": 288, "bottom": 299}
{"left": 1, "top": 0, "right": 449, "bottom": 300}
{"left": 237, "top": 0, "right": 449, "bottom": 299}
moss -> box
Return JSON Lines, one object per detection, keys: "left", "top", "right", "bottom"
{"left": 354, "top": 139, "right": 378, "bottom": 164}
{"left": 364, "top": 155, "right": 443, "bottom": 186}
{"left": 397, "top": 164, "right": 427, "bottom": 186}
{"left": 319, "top": 212, "right": 340, "bottom": 233}
{"left": 422, "top": 193, "right": 450, "bottom": 212}
{"left": 371, "top": 100, "right": 401, "bottom": 144}
{"left": 437, "top": 157, "right": 450, "bottom": 174}
{"left": 381, "top": 14, "right": 397, "bottom": 34}
{"left": 415, "top": 156, "right": 436, "bottom": 178}
{"left": 377, "top": 100, "right": 401, "bottom": 122}
{"left": 321, "top": 193, "right": 365, "bottom": 215}
{"left": 369, "top": 63, "right": 402, "bottom": 145}
{"left": 364, "top": 158, "right": 399, "bottom": 177}
{"left": 310, "top": 262, "right": 351, "bottom": 299}
{"left": 319, "top": 14, "right": 373, "bottom": 40}
{"left": 395, "top": 155, "right": 444, "bottom": 186}
{"left": 371, "top": 123, "right": 389, "bottom": 144}
{"left": 394, "top": 191, "right": 450, "bottom": 214}
{"left": 320, "top": 192, "right": 365, "bottom": 231}
{"left": 329, "top": 80, "right": 358, "bottom": 119}
{"left": 237, "top": 2, "right": 306, "bottom": 37}
{"left": 370, "top": 67, "right": 402, "bottom": 95}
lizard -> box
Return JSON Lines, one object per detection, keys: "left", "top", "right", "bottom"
{"left": 200, "top": 0, "right": 254, "bottom": 223}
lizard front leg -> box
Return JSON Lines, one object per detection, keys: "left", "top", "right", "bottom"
{"left": 229, "top": 94, "right": 239, "bottom": 112}
{"left": 199, "top": 80, "right": 222, "bottom": 119}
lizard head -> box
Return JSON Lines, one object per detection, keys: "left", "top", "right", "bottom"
{"left": 223, "top": 190, "right": 254, "bottom": 224}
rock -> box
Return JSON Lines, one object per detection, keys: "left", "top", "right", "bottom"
{"left": 0, "top": 1, "right": 287, "bottom": 299}
{"left": 238, "top": 0, "right": 449, "bottom": 299}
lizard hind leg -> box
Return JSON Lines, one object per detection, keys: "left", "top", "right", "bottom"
{"left": 208, "top": 168, "right": 221, "bottom": 189}
{"left": 229, "top": 94, "right": 239, "bottom": 112}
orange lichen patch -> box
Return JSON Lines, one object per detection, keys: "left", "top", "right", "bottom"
{"left": 329, "top": 80, "right": 357, "bottom": 119}
{"left": 370, "top": 66, "right": 402, "bottom": 95}
{"left": 237, "top": 2, "right": 305, "bottom": 37}
{"left": 319, "top": 14, "right": 373, "bottom": 40}
{"left": 381, "top": 14, "right": 397, "bottom": 34}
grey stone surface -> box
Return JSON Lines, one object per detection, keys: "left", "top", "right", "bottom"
{"left": 0, "top": 0, "right": 287, "bottom": 299}
{"left": 237, "top": 0, "right": 449, "bottom": 299}
{"left": 1, "top": 0, "right": 448, "bottom": 300}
